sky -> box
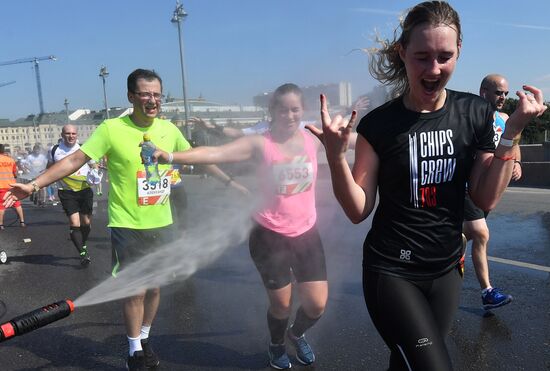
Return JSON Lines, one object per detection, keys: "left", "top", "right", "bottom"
{"left": 2, "top": 0, "right": 550, "bottom": 121}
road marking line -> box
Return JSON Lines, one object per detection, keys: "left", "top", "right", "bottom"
{"left": 506, "top": 188, "right": 550, "bottom": 195}
{"left": 488, "top": 256, "right": 550, "bottom": 272}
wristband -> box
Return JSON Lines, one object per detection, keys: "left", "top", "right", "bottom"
{"left": 493, "top": 155, "right": 515, "bottom": 161}
{"left": 167, "top": 152, "right": 174, "bottom": 164}
{"left": 30, "top": 180, "right": 40, "bottom": 193}
{"left": 498, "top": 137, "right": 521, "bottom": 147}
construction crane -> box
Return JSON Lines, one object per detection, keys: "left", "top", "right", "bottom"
{"left": 0, "top": 80, "right": 16, "bottom": 88}
{"left": 0, "top": 55, "right": 56, "bottom": 115}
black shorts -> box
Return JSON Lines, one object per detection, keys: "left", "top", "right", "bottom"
{"left": 249, "top": 223, "right": 327, "bottom": 290}
{"left": 463, "top": 193, "right": 489, "bottom": 221}
{"left": 110, "top": 226, "right": 173, "bottom": 276}
{"left": 58, "top": 188, "right": 94, "bottom": 217}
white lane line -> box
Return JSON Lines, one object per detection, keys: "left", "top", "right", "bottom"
{"left": 488, "top": 256, "right": 550, "bottom": 273}
{"left": 505, "top": 188, "right": 550, "bottom": 194}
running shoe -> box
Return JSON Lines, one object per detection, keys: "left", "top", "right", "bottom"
{"left": 482, "top": 288, "right": 513, "bottom": 310}
{"left": 268, "top": 343, "right": 291, "bottom": 369}
{"left": 287, "top": 329, "right": 315, "bottom": 365}
{"left": 80, "top": 250, "right": 91, "bottom": 267}
{"left": 141, "top": 338, "right": 160, "bottom": 368}
{"left": 126, "top": 350, "right": 147, "bottom": 371}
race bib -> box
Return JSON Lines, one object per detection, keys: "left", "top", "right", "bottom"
{"left": 137, "top": 169, "right": 172, "bottom": 206}
{"left": 272, "top": 156, "right": 313, "bottom": 195}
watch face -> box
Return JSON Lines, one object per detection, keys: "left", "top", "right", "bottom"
{"left": 0, "top": 251, "right": 7, "bottom": 264}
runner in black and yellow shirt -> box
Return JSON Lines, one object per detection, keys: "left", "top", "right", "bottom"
{"left": 49, "top": 124, "right": 94, "bottom": 266}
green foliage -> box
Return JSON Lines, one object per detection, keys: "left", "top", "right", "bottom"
{"left": 502, "top": 98, "right": 550, "bottom": 144}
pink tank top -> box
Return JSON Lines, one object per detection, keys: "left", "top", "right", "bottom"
{"left": 254, "top": 129, "right": 317, "bottom": 237}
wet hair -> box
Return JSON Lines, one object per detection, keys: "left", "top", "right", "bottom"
{"left": 127, "top": 69, "right": 163, "bottom": 93}
{"left": 268, "top": 83, "right": 305, "bottom": 118}
{"left": 368, "top": 1, "right": 462, "bottom": 98}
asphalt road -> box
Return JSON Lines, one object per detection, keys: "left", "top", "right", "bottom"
{"left": 0, "top": 176, "right": 549, "bottom": 370}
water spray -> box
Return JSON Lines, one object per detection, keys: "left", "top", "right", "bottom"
{"left": 0, "top": 300, "right": 74, "bottom": 342}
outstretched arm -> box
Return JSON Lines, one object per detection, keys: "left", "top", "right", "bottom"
{"left": 155, "top": 136, "right": 259, "bottom": 165}
{"left": 191, "top": 117, "right": 247, "bottom": 138}
{"left": 3, "top": 150, "right": 90, "bottom": 207}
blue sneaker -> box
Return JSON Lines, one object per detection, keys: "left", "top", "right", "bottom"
{"left": 287, "top": 330, "right": 315, "bottom": 365}
{"left": 268, "top": 343, "right": 291, "bottom": 369}
{"left": 482, "top": 288, "right": 512, "bottom": 310}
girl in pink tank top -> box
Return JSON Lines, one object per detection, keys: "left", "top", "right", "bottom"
{"left": 156, "top": 83, "right": 331, "bottom": 369}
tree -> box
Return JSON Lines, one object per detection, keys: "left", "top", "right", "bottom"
{"left": 502, "top": 98, "right": 550, "bottom": 144}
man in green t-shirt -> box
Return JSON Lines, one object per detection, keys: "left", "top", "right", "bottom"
{"left": 3, "top": 69, "right": 201, "bottom": 370}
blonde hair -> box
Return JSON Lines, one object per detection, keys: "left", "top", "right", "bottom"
{"left": 368, "top": 1, "right": 462, "bottom": 98}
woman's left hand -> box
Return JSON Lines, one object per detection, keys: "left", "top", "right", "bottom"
{"left": 506, "top": 85, "right": 547, "bottom": 137}
{"left": 307, "top": 94, "right": 358, "bottom": 163}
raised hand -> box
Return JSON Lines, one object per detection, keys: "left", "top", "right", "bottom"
{"left": 506, "top": 85, "right": 547, "bottom": 137}
{"left": 306, "top": 94, "right": 358, "bottom": 162}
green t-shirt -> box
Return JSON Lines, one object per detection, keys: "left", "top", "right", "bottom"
{"left": 81, "top": 116, "right": 190, "bottom": 229}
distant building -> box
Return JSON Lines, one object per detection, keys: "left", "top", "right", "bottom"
{"left": 0, "top": 96, "right": 267, "bottom": 152}
{"left": 162, "top": 96, "right": 266, "bottom": 127}
{"left": 253, "top": 82, "right": 353, "bottom": 112}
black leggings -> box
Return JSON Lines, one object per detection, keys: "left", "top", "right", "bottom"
{"left": 363, "top": 267, "right": 462, "bottom": 371}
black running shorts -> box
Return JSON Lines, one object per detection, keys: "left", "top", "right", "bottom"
{"left": 463, "top": 192, "right": 489, "bottom": 221}
{"left": 58, "top": 188, "right": 94, "bottom": 217}
{"left": 249, "top": 223, "right": 327, "bottom": 290}
{"left": 110, "top": 226, "right": 172, "bottom": 276}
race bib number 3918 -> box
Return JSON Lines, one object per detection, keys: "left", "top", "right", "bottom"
{"left": 137, "top": 169, "right": 172, "bottom": 205}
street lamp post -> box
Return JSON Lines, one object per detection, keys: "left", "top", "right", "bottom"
{"left": 99, "top": 66, "right": 110, "bottom": 119}
{"left": 171, "top": 1, "right": 191, "bottom": 139}
{"left": 64, "top": 98, "right": 69, "bottom": 122}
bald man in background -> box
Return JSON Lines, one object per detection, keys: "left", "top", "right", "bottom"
{"left": 463, "top": 74, "right": 521, "bottom": 310}
{"left": 48, "top": 124, "right": 94, "bottom": 266}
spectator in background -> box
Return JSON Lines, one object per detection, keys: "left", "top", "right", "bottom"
{"left": 0, "top": 144, "right": 25, "bottom": 229}
{"left": 26, "top": 144, "right": 48, "bottom": 206}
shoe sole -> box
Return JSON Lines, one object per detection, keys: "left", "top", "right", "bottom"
{"left": 80, "top": 258, "right": 91, "bottom": 267}
{"left": 483, "top": 296, "right": 513, "bottom": 310}
{"left": 268, "top": 351, "right": 291, "bottom": 370}
{"left": 269, "top": 361, "right": 292, "bottom": 370}
{"left": 145, "top": 359, "right": 160, "bottom": 367}
{"left": 295, "top": 354, "right": 315, "bottom": 365}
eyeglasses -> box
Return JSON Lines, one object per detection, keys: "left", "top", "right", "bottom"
{"left": 494, "top": 90, "right": 509, "bottom": 97}
{"left": 133, "top": 91, "right": 165, "bottom": 100}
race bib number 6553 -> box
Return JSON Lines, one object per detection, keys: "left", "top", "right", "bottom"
{"left": 272, "top": 159, "right": 313, "bottom": 195}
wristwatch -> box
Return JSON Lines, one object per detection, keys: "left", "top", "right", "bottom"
{"left": 30, "top": 180, "right": 40, "bottom": 193}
